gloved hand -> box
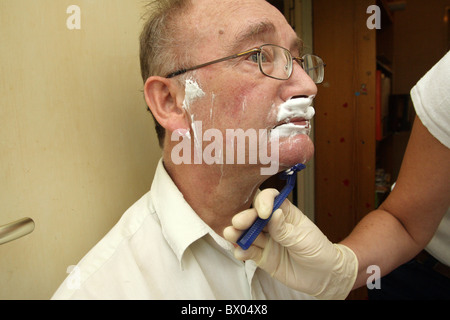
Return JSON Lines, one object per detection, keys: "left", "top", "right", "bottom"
{"left": 223, "top": 189, "right": 358, "bottom": 300}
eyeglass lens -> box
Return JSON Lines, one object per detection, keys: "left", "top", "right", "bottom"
{"left": 259, "top": 45, "right": 291, "bottom": 80}
{"left": 302, "top": 55, "right": 324, "bottom": 84}
{"left": 258, "top": 45, "right": 324, "bottom": 83}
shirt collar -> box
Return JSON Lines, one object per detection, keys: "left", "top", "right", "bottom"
{"left": 150, "top": 159, "right": 234, "bottom": 266}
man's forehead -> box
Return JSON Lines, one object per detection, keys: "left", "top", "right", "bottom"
{"left": 230, "top": 19, "right": 302, "bottom": 52}
{"left": 186, "top": 0, "right": 301, "bottom": 52}
{"left": 233, "top": 20, "right": 277, "bottom": 48}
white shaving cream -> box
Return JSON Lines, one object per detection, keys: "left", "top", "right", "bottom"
{"left": 272, "top": 96, "right": 316, "bottom": 137}
{"left": 181, "top": 79, "right": 205, "bottom": 160}
{"left": 182, "top": 79, "right": 206, "bottom": 110}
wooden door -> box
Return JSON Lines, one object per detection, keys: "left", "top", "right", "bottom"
{"left": 313, "top": 0, "right": 377, "bottom": 299}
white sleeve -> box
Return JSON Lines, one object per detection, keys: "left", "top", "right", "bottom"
{"left": 410, "top": 51, "right": 450, "bottom": 149}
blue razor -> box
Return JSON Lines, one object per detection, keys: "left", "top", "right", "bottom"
{"left": 237, "top": 163, "right": 306, "bottom": 250}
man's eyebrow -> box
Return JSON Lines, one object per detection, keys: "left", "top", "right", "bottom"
{"left": 293, "top": 37, "right": 304, "bottom": 56}
{"left": 229, "top": 20, "right": 304, "bottom": 55}
{"left": 229, "top": 20, "right": 276, "bottom": 51}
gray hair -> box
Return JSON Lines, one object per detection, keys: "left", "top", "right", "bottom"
{"left": 139, "top": 0, "right": 194, "bottom": 146}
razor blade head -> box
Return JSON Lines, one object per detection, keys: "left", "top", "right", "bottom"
{"left": 285, "top": 163, "right": 306, "bottom": 175}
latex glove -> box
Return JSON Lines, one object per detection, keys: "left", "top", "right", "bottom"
{"left": 224, "top": 189, "right": 358, "bottom": 300}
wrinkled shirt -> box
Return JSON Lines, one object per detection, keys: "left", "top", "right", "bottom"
{"left": 52, "top": 159, "right": 314, "bottom": 300}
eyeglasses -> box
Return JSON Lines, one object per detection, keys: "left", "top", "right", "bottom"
{"left": 165, "top": 44, "right": 326, "bottom": 84}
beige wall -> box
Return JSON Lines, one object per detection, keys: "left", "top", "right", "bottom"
{"left": 0, "top": 0, "right": 160, "bottom": 299}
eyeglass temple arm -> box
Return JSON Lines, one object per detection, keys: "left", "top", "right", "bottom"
{"left": 166, "top": 48, "right": 260, "bottom": 78}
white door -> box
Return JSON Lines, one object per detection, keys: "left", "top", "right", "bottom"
{"left": 0, "top": 0, "right": 160, "bottom": 299}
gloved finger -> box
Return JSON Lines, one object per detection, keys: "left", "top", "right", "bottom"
{"left": 278, "top": 199, "right": 304, "bottom": 226}
{"left": 231, "top": 208, "right": 259, "bottom": 230}
{"left": 223, "top": 226, "right": 241, "bottom": 243}
{"left": 251, "top": 231, "right": 268, "bottom": 249}
{"left": 254, "top": 188, "right": 280, "bottom": 219}
{"left": 223, "top": 225, "right": 268, "bottom": 248}
{"left": 233, "top": 245, "right": 263, "bottom": 263}
{"left": 267, "top": 208, "right": 292, "bottom": 243}
{"left": 269, "top": 207, "right": 312, "bottom": 247}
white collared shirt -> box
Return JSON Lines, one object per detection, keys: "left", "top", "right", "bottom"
{"left": 52, "top": 159, "right": 314, "bottom": 300}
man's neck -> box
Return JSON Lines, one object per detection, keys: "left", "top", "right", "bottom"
{"left": 163, "top": 157, "right": 265, "bottom": 237}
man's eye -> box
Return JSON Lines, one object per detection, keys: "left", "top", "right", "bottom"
{"left": 247, "top": 53, "right": 259, "bottom": 63}
{"left": 260, "top": 52, "right": 269, "bottom": 63}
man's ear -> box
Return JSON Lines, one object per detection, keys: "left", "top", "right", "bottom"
{"left": 144, "top": 76, "right": 188, "bottom": 132}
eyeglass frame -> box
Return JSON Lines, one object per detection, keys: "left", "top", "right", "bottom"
{"left": 165, "top": 44, "right": 325, "bottom": 83}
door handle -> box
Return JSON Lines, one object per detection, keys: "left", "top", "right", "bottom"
{"left": 0, "top": 217, "right": 35, "bottom": 245}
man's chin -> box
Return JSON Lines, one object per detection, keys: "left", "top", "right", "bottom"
{"left": 277, "top": 134, "right": 314, "bottom": 169}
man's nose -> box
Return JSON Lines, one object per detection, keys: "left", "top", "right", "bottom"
{"left": 281, "top": 61, "right": 318, "bottom": 100}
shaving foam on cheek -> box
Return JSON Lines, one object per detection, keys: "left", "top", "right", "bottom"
{"left": 181, "top": 79, "right": 206, "bottom": 154}
{"left": 272, "top": 96, "right": 316, "bottom": 137}
{"left": 276, "top": 95, "right": 315, "bottom": 122}
{"left": 182, "top": 79, "right": 206, "bottom": 111}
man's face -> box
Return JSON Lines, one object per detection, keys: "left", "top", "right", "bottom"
{"left": 177, "top": 0, "right": 318, "bottom": 173}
